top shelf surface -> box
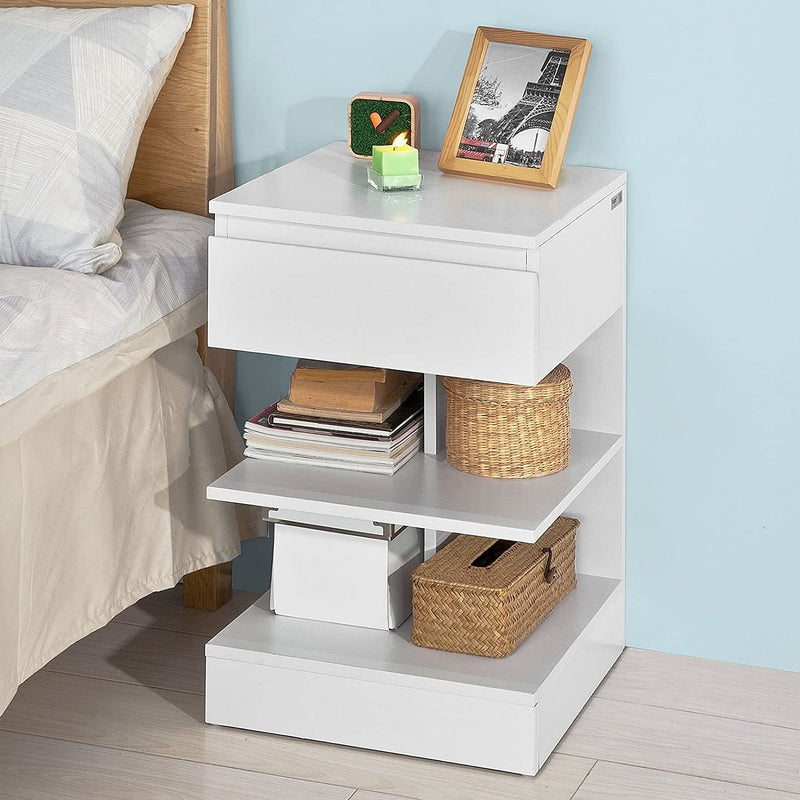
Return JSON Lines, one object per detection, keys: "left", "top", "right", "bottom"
{"left": 210, "top": 143, "right": 626, "bottom": 250}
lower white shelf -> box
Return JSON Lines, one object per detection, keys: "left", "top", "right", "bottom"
{"left": 206, "top": 574, "right": 624, "bottom": 775}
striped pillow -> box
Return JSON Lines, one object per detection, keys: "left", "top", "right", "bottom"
{"left": 0, "top": 4, "right": 194, "bottom": 273}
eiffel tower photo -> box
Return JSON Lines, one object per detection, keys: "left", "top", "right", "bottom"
{"left": 493, "top": 50, "right": 568, "bottom": 140}
{"left": 459, "top": 43, "right": 571, "bottom": 169}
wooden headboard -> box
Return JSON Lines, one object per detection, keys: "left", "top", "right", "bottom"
{"left": 129, "top": 0, "right": 234, "bottom": 215}
{"left": 1, "top": 0, "right": 236, "bottom": 409}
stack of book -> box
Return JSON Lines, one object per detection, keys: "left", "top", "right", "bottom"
{"left": 244, "top": 361, "right": 423, "bottom": 475}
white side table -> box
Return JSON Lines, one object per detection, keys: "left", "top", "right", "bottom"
{"left": 204, "top": 142, "right": 627, "bottom": 776}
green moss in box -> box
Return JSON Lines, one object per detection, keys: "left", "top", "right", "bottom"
{"left": 347, "top": 93, "right": 420, "bottom": 159}
{"left": 350, "top": 99, "right": 410, "bottom": 153}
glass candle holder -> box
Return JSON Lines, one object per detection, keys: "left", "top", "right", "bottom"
{"left": 367, "top": 166, "right": 424, "bottom": 192}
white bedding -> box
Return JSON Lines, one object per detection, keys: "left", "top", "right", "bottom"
{"left": 0, "top": 199, "right": 213, "bottom": 404}
{"left": 0, "top": 331, "right": 246, "bottom": 716}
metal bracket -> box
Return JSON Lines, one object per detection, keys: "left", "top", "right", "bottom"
{"left": 263, "top": 508, "right": 405, "bottom": 541}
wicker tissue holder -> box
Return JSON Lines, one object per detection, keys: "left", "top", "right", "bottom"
{"left": 411, "top": 517, "right": 579, "bottom": 658}
{"left": 442, "top": 364, "right": 572, "bottom": 479}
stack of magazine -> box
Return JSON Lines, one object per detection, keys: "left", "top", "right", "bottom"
{"left": 244, "top": 388, "right": 424, "bottom": 475}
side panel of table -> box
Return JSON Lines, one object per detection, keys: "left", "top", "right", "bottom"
{"left": 536, "top": 186, "right": 626, "bottom": 373}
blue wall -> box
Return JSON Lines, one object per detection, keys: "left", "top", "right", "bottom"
{"left": 226, "top": 0, "right": 800, "bottom": 671}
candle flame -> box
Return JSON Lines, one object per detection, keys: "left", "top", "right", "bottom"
{"left": 392, "top": 132, "right": 408, "bottom": 148}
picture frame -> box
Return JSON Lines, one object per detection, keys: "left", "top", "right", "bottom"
{"left": 438, "top": 27, "right": 592, "bottom": 189}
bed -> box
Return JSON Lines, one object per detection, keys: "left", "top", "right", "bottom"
{"left": 0, "top": 0, "right": 251, "bottom": 715}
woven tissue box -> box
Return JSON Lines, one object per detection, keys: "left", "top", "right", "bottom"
{"left": 411, "top": 516, "right": 578, "bottom": 657}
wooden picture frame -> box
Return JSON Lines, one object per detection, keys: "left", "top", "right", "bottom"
{"left": 438, "top": 27, "right": 591, "bottom": 189}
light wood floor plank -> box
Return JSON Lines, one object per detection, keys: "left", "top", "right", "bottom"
{"left": 574, "top": 761, "right": 800, "bottom": 799}
{"left": 112, "top": 587, "right": 259, "bottom": 636}
{"left": 45, "top": 622, "right": 206, "bottom": 694}
{"left": 598, "top": 648, "right": 800, "bottom": 730}
{"left": 0, "top": 730, "right": 354, "bottom": 800}
{"left": 558, "top": 697, "right": 800, "bottom": 794}
{"left": 351, "top": 792, "right": 414, "bottom": 800}
{"left": 0, "top": 671, "right": 593, "bottom": 800}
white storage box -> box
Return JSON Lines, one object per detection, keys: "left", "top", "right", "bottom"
{"left": 267, "top": 509, "right": 422, "bottom": 630}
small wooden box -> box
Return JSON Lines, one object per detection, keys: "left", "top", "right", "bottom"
{"left": 348, "top": 93, "right": 420, "bottom": 159}
{"left": 411, "top": 517, "right": 579, "bottom": 657}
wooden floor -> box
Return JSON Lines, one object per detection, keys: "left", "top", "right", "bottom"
{"left": 2, "top": 590, "right": 799, "bottom": 799}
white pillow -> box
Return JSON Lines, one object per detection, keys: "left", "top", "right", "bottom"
{"left": 0, "top": 4, "right": 194, "bottom": 273}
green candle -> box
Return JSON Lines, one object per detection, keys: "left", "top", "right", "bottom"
{"left": 372, "top": 139, "right": 419, "bottom": 177}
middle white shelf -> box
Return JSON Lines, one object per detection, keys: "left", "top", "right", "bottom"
{"left": 208, "top": 428, "right": 622, "bottom": 542}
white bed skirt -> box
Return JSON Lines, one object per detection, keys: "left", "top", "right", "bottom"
{"left": 0, "top": 304, "right": 251, "bottom": 715}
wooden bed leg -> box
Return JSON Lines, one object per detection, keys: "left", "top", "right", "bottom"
{"left": 183, "top": 562, "right": 232, "bottom": 610}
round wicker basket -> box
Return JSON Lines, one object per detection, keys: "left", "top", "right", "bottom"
{"left": 442, "top": 364, "right": 572, "bottom": 479}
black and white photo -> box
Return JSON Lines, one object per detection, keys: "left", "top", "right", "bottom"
{"left": 458, "top": 42, "right": 570, "bottom": 169}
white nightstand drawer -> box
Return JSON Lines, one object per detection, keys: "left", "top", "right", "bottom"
{"left": 208, "top": 236, "right": 540, "bottom": 384}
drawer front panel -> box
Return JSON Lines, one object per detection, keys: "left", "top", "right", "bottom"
{"left": 208, "top": 237, "right": 540, "bottom": 384}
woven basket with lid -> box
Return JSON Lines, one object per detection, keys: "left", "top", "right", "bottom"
{"left": 411, "top": 516, "right": 579, "bottom": 658}
{"left": 442, "top": 364, "right": 572, "bottom": 479}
